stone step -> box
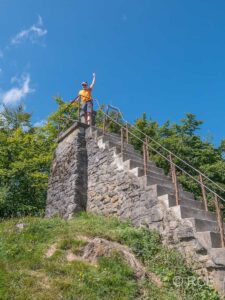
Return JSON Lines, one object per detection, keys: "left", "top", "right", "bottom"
{"left": 95, "top": 135, "right": 148, "bottom": 160}
{"left": 96, "top": 132, "right": 164, "bottom": 172}
{"left": 171, "top": 205, "right": 217, "bottom": 222}
{"left": 102, "top": 139, "right": 135, "bottom": 152}
{"left": 140, "top": 175, "right": 175, "bottom": 190}
{"left": 209, "top": 248, "right": 225, "bottom": 266}
{"left": 121, "top": 149, "right": 148, "bottom": 162}
{"left": 147, "top": 184, "right": 195, "bottom": 201}
{"left": 186, "top": 218, "right": 219, "bottom": 233}
{"left": 158, "top": 194, "right": 204, "bottom": 210}
{"left": 103, "top": 138, "right": 145, "bottom": 161}
{"left": 91, "top": 128, "right": 102, "bottom": 139}
{"left": 195, "top": 231, "right": 222, "bottom": 249}
{"left": 118, "top": 152, "right": 156, "bottom": 168}
{"left": 100, "top": 134, "right": 123, "bottom": 144}
{"left": 98, "top": 133, "right": 158, "bottom": 167}
{"left": 123, "top": 160, "right": 164, "bottom": 175}
{"left": 96, "top": 131, "right": 121, "bottom": 142}
{"left": 130, "top": 167, "right": 168, "bottom": 181}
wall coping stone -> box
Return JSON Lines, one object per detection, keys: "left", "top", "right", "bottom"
{"left": 56, "top": 122, "right": 89, "bottom": 143}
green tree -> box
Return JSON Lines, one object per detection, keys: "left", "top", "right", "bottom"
{"left": 0, "top": 104, "right": 31, "bottom": 130}
{"left": 0, "top": 106, "right": 54, "bottom": 218}
{"left": 177, "top": 113, "right": 203, "bottom": 136}
{"left": 46, "top": 96, "right": 80, "bottom": 139}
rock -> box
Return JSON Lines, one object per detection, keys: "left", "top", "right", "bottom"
{"left": 16, "top": 223, "right": 26, "bottom": 231}
{"left": 176, "top": 225, "right": 195, "bottom": 241}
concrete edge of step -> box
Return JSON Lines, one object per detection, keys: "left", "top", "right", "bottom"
{"left": 158, "top": 194, "right": 204, "bottom": 210}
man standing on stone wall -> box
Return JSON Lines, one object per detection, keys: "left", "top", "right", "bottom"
{"left": 71, "top": 73, "right": 96, "bottom": 125}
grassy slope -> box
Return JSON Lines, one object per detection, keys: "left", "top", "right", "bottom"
{"left": 0, "top": 213, "right": 221, "bottom": 300}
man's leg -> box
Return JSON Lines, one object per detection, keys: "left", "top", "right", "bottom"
{"left": 85, "top": 112, "right": 88, "bottom": 124}
{"left": 81, "top": 102, "right": 88, "bottom": 124}
{"left": 86, "top": 101, "right": 93, "bottom": 125}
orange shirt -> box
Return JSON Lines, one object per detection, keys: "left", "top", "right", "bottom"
{"left": 79, "top": 88, "right": 92, "bottom": 104}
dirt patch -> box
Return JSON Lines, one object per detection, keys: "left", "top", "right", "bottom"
{"left": 44, "top": 236, "right": 162, "bottom": 287}
{"left": 45, "top": 243, "right": 57, "bottom": 258}
{"left": 75, "top": 236, "right": 162, "bottom": 286}
{"left": 81, "top": 237, "right": 145, "bottom": 278}
{"left": 66, "top": 250, "right": 78, "bottom": 262}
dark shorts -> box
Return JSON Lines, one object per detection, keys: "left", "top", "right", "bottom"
{"left": 81, "top": 100, "right": 93, "bottom": 113}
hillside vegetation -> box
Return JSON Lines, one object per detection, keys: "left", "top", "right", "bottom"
{"left": 0, "top": 213, "right": 221, "bottom": 300}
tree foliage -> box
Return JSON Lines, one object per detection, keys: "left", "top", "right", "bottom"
{"left": 128, "top": 113, "right": 225, "bottom": 205}
{"left": 0, "top": 105, "right": 54, "bottom": 217}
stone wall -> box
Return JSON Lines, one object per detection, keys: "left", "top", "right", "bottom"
{"left": 46, "top": 123, "right": 87, "bottom": 219}
{"left": 86, "top": 132, "right": 163, "bottom": 230}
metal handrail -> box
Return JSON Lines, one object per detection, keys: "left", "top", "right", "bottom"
{"left": 127, "top": 124, "right": 225, "bottom": 194}
{"left": 93, "top": 98, "right": 225, "bottom": 204}
{"left": 96, "top": 100, "right": 225, "bottom": 195}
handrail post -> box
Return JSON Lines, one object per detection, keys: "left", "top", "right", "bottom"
{"left": 169, "top": 154, "right": 180, "bottom": 205}
{"left": 145, "top": 137, "right": 149, "bottom": 162}
{"left": 121, "top": 127, "right": 124, "bottom": 159}
{"left": 199, "top": 175, "right": 208, "bottom": 211}
{"left": 169, "top": 153, "right": 175, "bottom": 183}
{"left": 125, "top": 123, "right": 129, "bottom": 144}
{"left": 214, "top": 195, "right": 225, "bottom": 248}
{"left": 173, "top": 165, "right": 180, "bottom": 206}
{"left": 143, "top": 142, "right": 147, "bottom": 176}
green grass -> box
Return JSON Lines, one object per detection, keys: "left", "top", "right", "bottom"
{"left": 0, "top": 213, "right": 222, "bottom": 300}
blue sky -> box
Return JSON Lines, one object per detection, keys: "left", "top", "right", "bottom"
{"left": 0, "top": 0, "right": 224, "bottom": 145}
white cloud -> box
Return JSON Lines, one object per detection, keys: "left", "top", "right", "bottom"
{"left": 0, "top": 74, "right": 34, "bottom": 105}
{"left": 37, "top": 15, "right": 43, "bottom": 26}
{"left": 11, "top": 74, "right": 21, "bottom": 84}
{"left": 11, "top": 15, "right": 47, "bottom": 45}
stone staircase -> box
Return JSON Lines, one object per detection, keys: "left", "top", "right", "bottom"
{"left": 46, "top": 122, "right": 225, "bottom": 293}
{"left": 86, "top": 126, "right": 225, "bottom": 292}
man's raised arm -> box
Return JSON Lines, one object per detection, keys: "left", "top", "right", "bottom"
{"left": 90, "top": 72, "right": 96, "bottom": 89}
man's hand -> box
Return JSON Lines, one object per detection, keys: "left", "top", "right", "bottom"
{"left": 90, "top": 72, "right": 96, "bottom": 89}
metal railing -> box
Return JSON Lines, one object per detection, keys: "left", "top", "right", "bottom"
{"left": 56, "top": 99, "right": 96, "bottom": 134}
{"left": 93, "top": 98, "right": 225, "bottom": 248}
